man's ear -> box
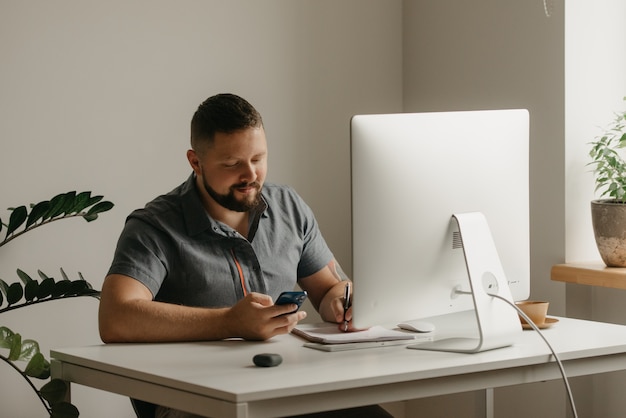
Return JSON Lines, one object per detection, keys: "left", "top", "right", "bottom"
{"left": 187, "top": 149, "right": 201, "bottom": 174}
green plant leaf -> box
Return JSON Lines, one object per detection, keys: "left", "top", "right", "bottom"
{"left": 0, "top": 326, "right": 15, "bottom": 348}
{"left": 83, "top": 200, "right": 114, "bottom": 222}
{"left": 38, "top": 270, "right": 52, "bottom": 281}
{"left": 19, "top": 338, "right": 41, "bottom": 361}
{"left": 25, "top": 352, "right": 50, "bottom": 379}
{"left": 37, "top": 277, "right": 55, "bottom": 299}
{"left": 60, "top": 191, "right": 77, "bottom": 216}
{"left": 6, "top": 205, "right": 27, "bottom": 237}
{"left": 52, "top": 280, "right": 72, "bottom": 297}
{"left": 50, "top": 401, "right": 79, "bottom": 418}
{"left": 18, "top": 269, "right": 38, "bottom": 301}
{"left": 0, "top": 279, "right": 7, "bottom": 305}
{"left": 7, "top": 282, "right": 24, "bottom": 305}
{"left": 84, "top": 195, "right": 103, "bottom": 208}
{"left": 8, "top": 332, "right": 22, "bottom": 361}
{"left": 41, "top": 379, "right": 69, "bottom": 404}
{"left": 68, "top": 191, "right": 92, "bottom": 214}
{"left": 17, "top": 268, "right": 34, "bottom": 284}
{"left": 44, "top": 193, "right": 71, "bottom": 220}
{"left": 71, "top": 278, "right": 99, "bottom": 297}
{"left": 24, "top": 280, "right": 39, "bottom": 302}
{"left": 25, "top": 200, "right": 50, "bottom": 229}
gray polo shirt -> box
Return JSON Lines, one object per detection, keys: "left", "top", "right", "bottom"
{"left": 107, "top": 174, "right": 334, "bottom": 308}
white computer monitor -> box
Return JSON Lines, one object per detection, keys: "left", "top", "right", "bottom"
{"left": 350, "top": 109, "right": 529, "bottom": 353}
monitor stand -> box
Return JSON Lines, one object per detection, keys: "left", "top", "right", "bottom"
{"left": 409, "top": 212, "right": 523, "bottom": 353}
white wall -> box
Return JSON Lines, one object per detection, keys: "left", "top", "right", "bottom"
{"left": 565, "top": 1, "right": 626, "bottom": 417}
{"left": 0, "top": 2, "right": 402, "bottom": 416}
{"left": 565, "top": 0, "right": 626, "bottom": 263}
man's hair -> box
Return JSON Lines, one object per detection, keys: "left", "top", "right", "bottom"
{"left": 190, "top": 93, "right": 263, "bottom": 151}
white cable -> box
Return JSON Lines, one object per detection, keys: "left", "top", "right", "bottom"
{"left": 489, "top": 293, "right": 578, "bottom": 418}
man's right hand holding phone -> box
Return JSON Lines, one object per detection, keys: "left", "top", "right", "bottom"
{"left": 223, "top": 293, "right": 307, "bottom": 341}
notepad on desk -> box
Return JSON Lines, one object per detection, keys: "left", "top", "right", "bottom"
{"left": 293, "top": 323, "right": 433, "bottom": 352}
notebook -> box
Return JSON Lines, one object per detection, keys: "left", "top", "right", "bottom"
{"left": 293, "top": 323, "right": 432, "bottom": 351}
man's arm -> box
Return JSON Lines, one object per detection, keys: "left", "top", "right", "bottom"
{"left": 98, "top": 274, "right": 306, "bottom": 343}
{"left": 298, "top": 259, "right": 353, "bottom": 327}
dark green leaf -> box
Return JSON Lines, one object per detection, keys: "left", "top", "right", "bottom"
{"left": 84, "top": 195, "right": 104, "bottom": 208}
{"left": 7, "top": 282, "right": 23, "bottom": 304}
{"left": 19, "top": 338, "right": 41, "bottom": 361}
{"left": 17, "top": 268, "right": 34, "bottom": 284}
{"left": 70, "top": 280, "right": 89, "bottom": 295}
{"left": 0, "top": 326, "right": 15, "bottom": 348}
{"left": 50, "top": 401, "right": 79, "bottom": 418}
{"left": 83, "top": 201, "right": 114, "bottom": 222}
{"left": 25, "top": 352, "right": 50, "bottom": 379}
{"left": 52, "top": 280, "right": 72, "bottom": 297}
{"left": 25, "top": 200, "right": 50, "bottom": 229}
{"left": 6, "top": 205, "right": 27, "bottom": 237}
{"left": 60, "top": 191, "right": 77, "bottom": 215}
{"left": 24, "top": 280, "right": 39, "bottom": 302}
{"left": 38, "top": 270, "right": 52, "bottom": 281}
{"left": 37, "top": 277, "right": 55, "bottom": 299}
{"left": 68, "top": 191, "right": 92, "bottom": 214}
{"left": 41, "top": 379, "right": 69, "bottom": 404}
{"left": 82, "top": 213, "right": 98, "bottom": 222}
{"left": 44, "top": 193, "right": 70, "bottom": 220}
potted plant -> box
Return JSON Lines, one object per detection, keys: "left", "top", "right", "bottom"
{"left": 0, "top": 191, "right": 113, "bottom": 417}
{"left": 588, "top": 97, "right": 626, "bottom": 267}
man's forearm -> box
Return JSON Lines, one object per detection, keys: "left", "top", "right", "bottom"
{"left": 99, "top": 298, "right": 230, "bottom": 343}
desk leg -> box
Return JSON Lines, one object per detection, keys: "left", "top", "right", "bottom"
{"left": 473, "top": 389, "right": 492, "bottom": 418}
{"left": 485, "top": 388, "right": 494, "bottom": 418}
{"left": 50, "top": 359, "right": 72, "bottom": 403}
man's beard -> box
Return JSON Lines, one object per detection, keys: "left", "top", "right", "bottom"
{"left": 201, "top": 177, "right": 262, "bottom": 212}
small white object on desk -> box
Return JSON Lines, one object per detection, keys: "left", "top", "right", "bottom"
{"left": 397, "top": 320, "right": 436, "bottom": 333}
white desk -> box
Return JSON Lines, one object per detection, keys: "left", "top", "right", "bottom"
{"left": 51, "top": 317, "right": 626, "bottom": 418}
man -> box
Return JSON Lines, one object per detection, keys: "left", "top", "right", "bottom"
{"left": 99, "top": 93, "right": 392, "bottom": 418}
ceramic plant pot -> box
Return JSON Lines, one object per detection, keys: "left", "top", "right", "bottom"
{"left": 591, "top": 199, "right": 626, "bottom": 267}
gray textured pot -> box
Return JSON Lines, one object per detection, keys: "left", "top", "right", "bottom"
{"left": 591, "top": 199, "right": 626, "bottom": 267}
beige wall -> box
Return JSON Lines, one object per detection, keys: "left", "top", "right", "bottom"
{"left": 0, "top": 2, "right": 402, "bottom": 416}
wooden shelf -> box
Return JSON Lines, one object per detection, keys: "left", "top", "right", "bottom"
{"left": 551, "top": 262, "right": 626, "bottom": 290}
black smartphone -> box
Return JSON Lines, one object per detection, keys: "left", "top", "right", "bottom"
{"left": 275, "top": 291, "right": 308, "bottom": 315}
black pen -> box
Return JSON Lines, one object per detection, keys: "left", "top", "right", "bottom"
{"left": 342, "top": 282, "right": 351, "bottom": 332}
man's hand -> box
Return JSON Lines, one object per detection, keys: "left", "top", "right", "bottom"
{"left": 223, "top": 292, "right": 307, "bottom": 340}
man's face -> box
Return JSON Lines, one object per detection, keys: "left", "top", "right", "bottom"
{"left": 190, "top": 127, "right": 268, "bottom": 213}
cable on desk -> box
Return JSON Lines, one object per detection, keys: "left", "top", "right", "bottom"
{"left": 489, "top": 293, "right": 578, "bottom": 418}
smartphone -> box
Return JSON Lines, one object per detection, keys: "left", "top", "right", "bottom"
{"left": 275, "top": 291, "right": 308, "bottom": 315}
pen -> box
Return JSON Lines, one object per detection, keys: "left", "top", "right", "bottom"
{"left": 342, "top": 282, "right": 351, "bottom": 332}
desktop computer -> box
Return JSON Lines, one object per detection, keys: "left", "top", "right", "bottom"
{"left": 350, "top": 109, "right": 529, "bottom": 353}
